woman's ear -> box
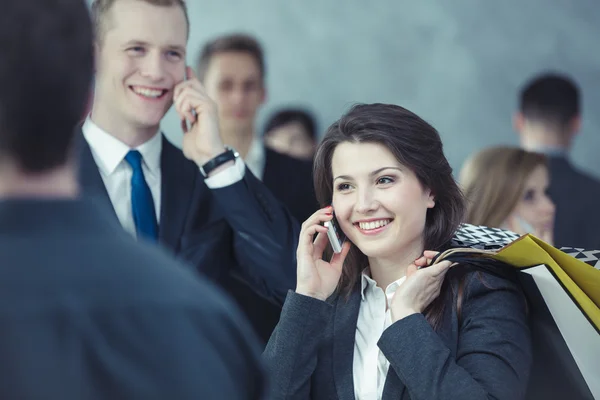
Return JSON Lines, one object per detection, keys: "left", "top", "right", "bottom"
{"left": 427, "top": 190, "right": 436, "bottom": 209}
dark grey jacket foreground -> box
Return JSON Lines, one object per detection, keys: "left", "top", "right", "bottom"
{"left": 0, "top": 198, "right": 264, "bottom": 400}
{"left": 263, "top": 266, "right": 532, "bottom": 400}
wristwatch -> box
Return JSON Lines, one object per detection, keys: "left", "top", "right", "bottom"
{"left": 199, "top": 146, "right": 239, "bottom": 178}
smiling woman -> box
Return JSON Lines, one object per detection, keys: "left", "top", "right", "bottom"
{"left": 263, "top": 103, "right": 532, "bottom": 400}
{"left": 314, "top": 104, "right": 464, "bottom": 297}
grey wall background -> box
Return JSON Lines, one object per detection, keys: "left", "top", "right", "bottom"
{"left": 88, "top": 0, "right": 600, "bottom": 177}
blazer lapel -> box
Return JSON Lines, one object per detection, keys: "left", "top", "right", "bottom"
{"left": 333, "top": 289, "right": 361, "bottom": 400}
{"left": 158, "top": 136, "right": 201, "bottom": 252}
{"left": 76, "top": 132, "right": 118, "bottom": 220}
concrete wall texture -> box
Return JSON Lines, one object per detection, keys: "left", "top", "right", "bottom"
{"left": 87, "top": 0, "right": 600, "bottom": 177}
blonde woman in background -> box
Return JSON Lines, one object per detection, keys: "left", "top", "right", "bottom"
{"left": 460, "top": 146, "right": 555, "bottom": 245}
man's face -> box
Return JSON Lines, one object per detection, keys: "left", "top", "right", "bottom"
{"left": 94, "top": 0, "right": 187, "bottom": 130}
{"left": 202, "top": 52, "right": 265, "bottom": 133}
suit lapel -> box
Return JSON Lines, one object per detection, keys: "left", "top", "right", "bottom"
{"left": 158, "top": 136, "right": 200, "bottom": 252}
{"left": 76, "top": 132, "right": 118, "bottom": 220}
{"left": 333, "top": 289, "right": 361, "bottom": 400}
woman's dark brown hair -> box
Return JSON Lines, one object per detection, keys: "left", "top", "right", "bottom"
{"left": 313, "top": 103, "right": 466, "bottom": 329}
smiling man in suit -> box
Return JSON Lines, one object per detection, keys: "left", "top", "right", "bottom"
{"left": 0, "top": 0, "right": 265, "bottom": 398}
{"left": 83, "top": 0, "right": 299, "bottom": 315}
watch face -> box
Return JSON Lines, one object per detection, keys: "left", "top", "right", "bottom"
{"left": 226, "top": 146, "right": 240, "bottom": 158}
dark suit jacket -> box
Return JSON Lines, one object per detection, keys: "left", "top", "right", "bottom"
{"left": 263, "top": 269, "right": 532, "bottom": 400}
{"left": 0, "top": 197, "right": 264, "bottom": 399}
{"left": 548, "top": 155, "right": 600, "bottom": 249}
{"left": 263, "top": 147, "right": 318, "bottom": 224}
{"left": 78, "top": 133, "right": 299, "bottom": 309}
{"left": 226, "top": 147, "right": 318, "bottom": 345}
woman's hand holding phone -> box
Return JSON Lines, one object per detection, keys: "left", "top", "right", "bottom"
{"left": 295, "top": 206, "right": 351, "bottom": 301}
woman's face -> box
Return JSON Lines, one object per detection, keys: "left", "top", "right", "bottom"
{"left": 330, "top": 141, "right": 435, "bottom": 259}
{"left": 510, "top": 164, "right": 555, "bottom": 234}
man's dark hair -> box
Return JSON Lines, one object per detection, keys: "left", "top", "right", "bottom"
{"left": 0, "top": 0, "right": 93, "bottom": 173}
{"left": 196, "top": 33, "right": 265, "bottom": 81}
{"left": 264, "top": 108, "right": 317, "bottom": 140}
{"left": 519, "top": 72, "right": 580, "bottom": 131}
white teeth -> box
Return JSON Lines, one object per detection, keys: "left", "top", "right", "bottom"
{"left": 132, "top": 87, "right": 163, "bottom": 98}
{"left": 358, "top": 219, "right": 390, "bottom": 230}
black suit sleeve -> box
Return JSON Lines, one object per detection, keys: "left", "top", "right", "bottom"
{"left": 378, "top": 272, "right": 532, "bottom": 400}
{"left": 209, "top": 167, "right": 301, "bottom": 305}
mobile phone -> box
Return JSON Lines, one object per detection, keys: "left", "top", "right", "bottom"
{"left": 324, "top": 215, "right": 346, "bottom": 253}
{"left": 183, "top": 67, "right": 197, "bottom": 118}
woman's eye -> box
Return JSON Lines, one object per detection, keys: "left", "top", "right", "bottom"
{"left": 523, "top": 189, "right": 535, "bottom": 202}
{"left": 336, "top": 183, "right": 351, "bottom": 191}
{"left": 377, "top": 176, "right": 394, "bottom": 185}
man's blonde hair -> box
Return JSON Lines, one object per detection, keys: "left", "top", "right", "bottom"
{"left": 91, "top": 0, "right": 189, "bottom": 44}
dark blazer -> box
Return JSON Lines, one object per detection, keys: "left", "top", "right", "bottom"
{"left": 548, "top": 155, "right": 600, "bottom": 249}
{"left": 226, "top": 147, "right": 318, "bottom": 344}
{"left": 263, "top": 147, "right": 318, "bottom": 224}
{"left": 263, "top": 269, "right": 532, "bottom": 400}
{"left": 0, "top": 197, "right": 264, "bottom": 399}
{"left": 78, "top": 133, "right": 299, "bottom": 308}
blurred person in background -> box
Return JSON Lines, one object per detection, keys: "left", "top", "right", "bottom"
{"left": 460, "top": 146, "right": 555, "bottom": 245}
{"left": 263, "top": 107, "right": 318, "bottom": 161}
{"left": 197, "top": 33, "right": 318, "bottom": 224}
{"left": 514, "top": 72, "right": 600, "bottom": 249}
{"left": 197, "top": 33, "right": 318, "bottom": 344}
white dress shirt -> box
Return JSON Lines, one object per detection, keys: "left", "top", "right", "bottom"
{"left": 244, "top": 137, "right": 266, "bottom": 180}
{"left": 82, "top": 117, "right": 246, "bottom": 238}
{"left": 353, "top": 269, "right": 407, "bottom": 400}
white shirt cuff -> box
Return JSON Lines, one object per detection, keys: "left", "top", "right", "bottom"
{"left": 203, "top": 157, "right": 246, "bottom": 189}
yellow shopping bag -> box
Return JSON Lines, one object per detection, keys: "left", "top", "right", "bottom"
{"left": 440, "top": 225, "right": 600, "bottom": 400}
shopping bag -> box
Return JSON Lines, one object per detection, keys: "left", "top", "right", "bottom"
{"left": 439, "top": 224, "right": 600, "bottom": 400}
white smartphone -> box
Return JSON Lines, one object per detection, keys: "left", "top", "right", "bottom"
{"left": 324, "top": 215, "right": 346, "bottom": 253}
{"left": 183, "top": 67, "right": 197, "bottom": 119}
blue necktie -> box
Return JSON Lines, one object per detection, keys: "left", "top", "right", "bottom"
{"left": 125, "top": 150, "right": 158, "bottom": 242}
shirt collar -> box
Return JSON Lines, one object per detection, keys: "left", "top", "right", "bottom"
{"left": 244, "top": 137, "right": 266, "bottom": 179}
{"left": 360, "top": 268, "right": 407, "bottom": 301}
{"left": 82, "top": 116, "right": 162, "bottom": 178}
{"left": 360, "top": 269, "right": 373, "bottom": 301}
{"left": 525, "top": 145, "right": 568, "bottom": 158}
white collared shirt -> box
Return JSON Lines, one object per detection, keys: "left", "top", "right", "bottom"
{"left": 353, "top": 270, "right": 407, "bottom": 400}
{"left": 82, "top": 117, "right": 246, "bottom": 238}
{"left": 244, "top": 137, "right": 266, "bottom": 180}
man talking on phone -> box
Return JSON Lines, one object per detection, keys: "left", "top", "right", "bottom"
{"left": 82, "top": 0, "right": 299, "bottom": 319}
